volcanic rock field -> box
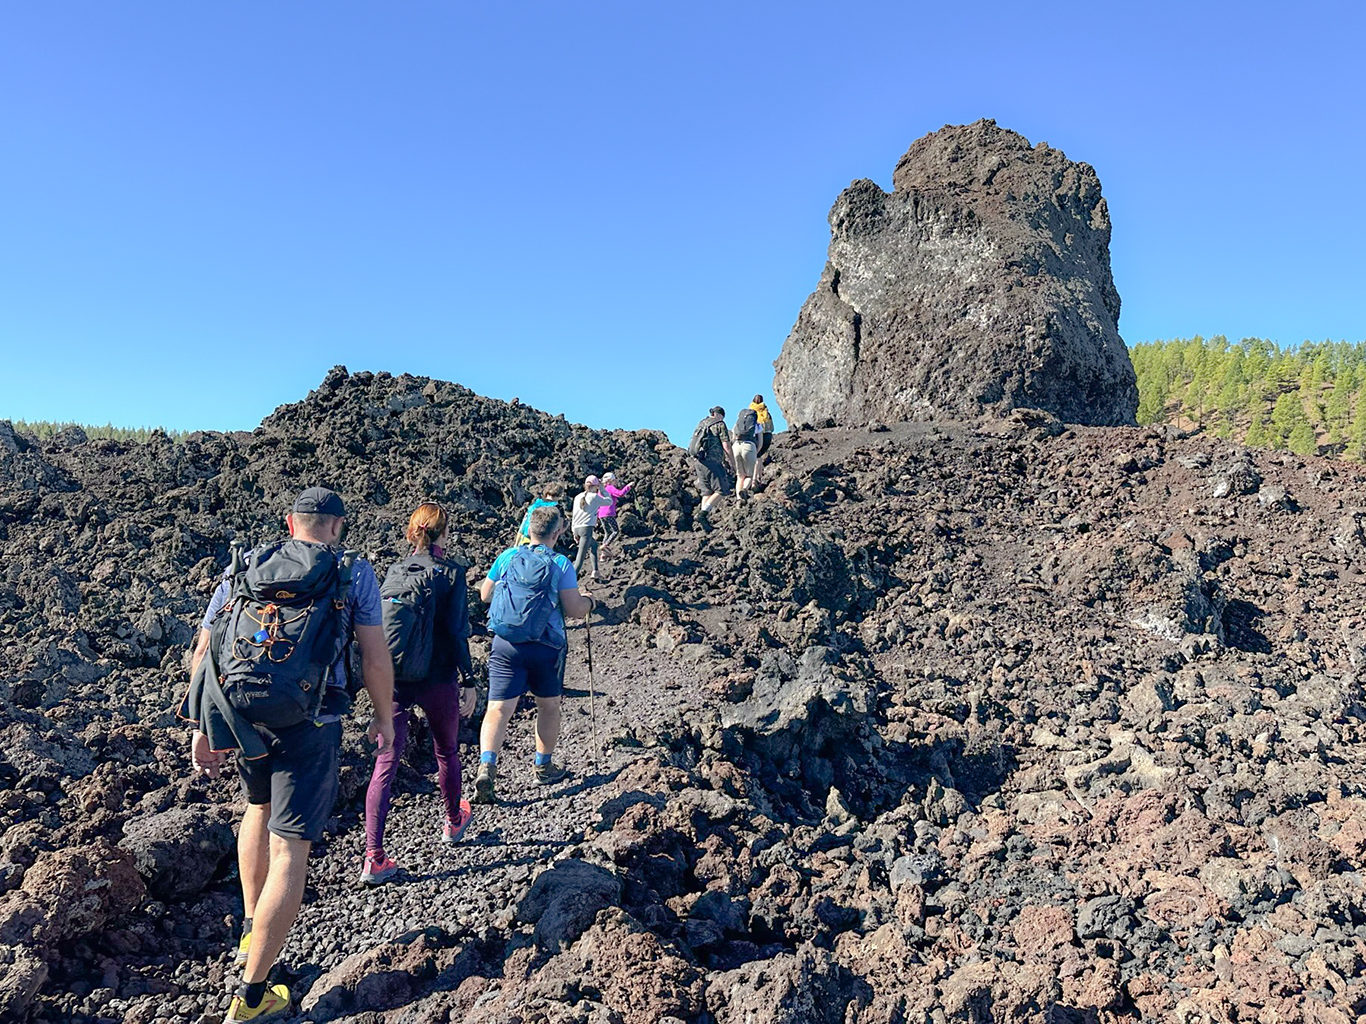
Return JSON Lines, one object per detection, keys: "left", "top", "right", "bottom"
{"left": 4, "top": 121, "right": 1366, "bottom": 1023}
{"left": 2, "top": 368, "right": 1365, "bottom": 1023}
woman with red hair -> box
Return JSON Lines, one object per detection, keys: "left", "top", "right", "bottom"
{"left": 360, "top": 503, "right": 477, "bottom": 885}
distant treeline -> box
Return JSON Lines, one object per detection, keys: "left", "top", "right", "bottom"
{"left": 6, "top": 419, "right": 189, "bottom": 444}
{"left": 1132, "top": 336, "right": 1366, "bottom": 459}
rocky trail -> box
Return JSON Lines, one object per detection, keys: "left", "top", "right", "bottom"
{"left": 4, "top": 370, "right": 1366, "bottom": 1023}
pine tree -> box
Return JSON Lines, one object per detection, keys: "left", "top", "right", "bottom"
{"left": 1288, "top": 420, "right": 1317, "bottom": 456}
{"left": 1328, "top": 367, "right": 1355, "bottom": 432}
{"left": 1349, "top": 384, "right": 1366, "bottom": 461}
{"left": 1270, "top": 391, "right": 1305, "bottom": 448}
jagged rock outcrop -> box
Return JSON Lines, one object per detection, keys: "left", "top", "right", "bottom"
{"left": 773, "top": 119, "right": 1137, "bottom": 428}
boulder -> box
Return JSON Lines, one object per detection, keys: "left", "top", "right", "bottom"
{"left": 719, "top": 646, "right": 875, "bottom": 769}
{"left": 0, "top": 843, "right": 143, "bottom": 945}
{"left": 0, "top": 421, "right": 23, "bottom": 455}
{"left": 0, "top": 944, "right": 47, "bottom": 1021}
{"left": 705, "top": 944, "right": 865, "bottom": 1024}
{"left": 773, "top": 119, "right": 1136, "bottom": 428}
{"left": 515, "top": 859, "right": 623, "bottom": 952}
{"left": 301, "top": 930, "right": 447, "bottom": 1018}
{"left": 119, "top": 805, "right": 236, "bottom": 901}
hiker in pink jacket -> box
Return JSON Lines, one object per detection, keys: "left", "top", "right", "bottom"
{"left": 597, "top": 472, "right": 633, "bottom": 551}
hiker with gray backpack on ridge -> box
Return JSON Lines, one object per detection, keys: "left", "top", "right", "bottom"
{"left": 179, "top": 486, "right": 394, "bottom": 1024}
{"left": 474, "top": 504, "right": 596, "bottom": 803}
{"left": 689, "top": 405, "right": 735, "bottom": 529}
{"left": 360, "top": 502, "right": 478, "bottom": 886}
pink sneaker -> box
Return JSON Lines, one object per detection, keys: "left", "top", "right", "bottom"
{"left": 442, "top": 801, "right": 473, "bottom": 845}
{"left": 359, "top": 851, "right": 398, "bottom": 886}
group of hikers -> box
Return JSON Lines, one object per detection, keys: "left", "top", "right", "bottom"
{"left": 180, "top": 395, "right": 775, "bottom": 1023}
{"left": 689, "top": 395, "right": 774, "bottom": 527}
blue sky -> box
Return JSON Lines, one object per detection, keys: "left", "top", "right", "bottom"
{"left": 1, "top": 1, "right": 1362, "bottom": 444}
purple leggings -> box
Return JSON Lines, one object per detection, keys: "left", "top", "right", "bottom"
{"left": 364, "top": 680, "right": 463, "bottom": 855}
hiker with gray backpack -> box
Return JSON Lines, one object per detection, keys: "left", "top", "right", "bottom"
{"left": 689, "top": 405, "right": 735, "bottom": 529}
{"left": 474, "top": 505, "right": 596, "bottom": 803}
{"left": 360, "top": 502, "right": 478, "bottom": 886}
{"left": 179, "top": 487, "right": 394, "bottom": 1024}
{"left": 731, "top": 405, "right": 762, "bottom": 498}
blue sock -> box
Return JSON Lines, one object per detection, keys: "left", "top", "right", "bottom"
{"left": 480, "top": 751, "right": 497, "bottom": 765}
{"left": 534, "top": 752, "right": 552, "bottom": 767}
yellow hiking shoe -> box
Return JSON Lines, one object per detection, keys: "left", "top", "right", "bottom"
{"left": 222, "top": 983, "right": 290, "bottom": 1022}
{"left": 232, "top": 929, "right": 251, "bottom": 968}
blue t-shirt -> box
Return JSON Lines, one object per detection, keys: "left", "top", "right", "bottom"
{"left": 201, "top": 554, "right": 382, "bottom": 692}
{"left": 519, "top": 498, "right": 559, "bottom": 538}
{"left": 486, "top": 545, "right": 578, "bottom": 647}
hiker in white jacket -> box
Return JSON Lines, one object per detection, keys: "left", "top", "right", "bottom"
{"left": 571, "top": 476, "right": 614, "bottom": 580}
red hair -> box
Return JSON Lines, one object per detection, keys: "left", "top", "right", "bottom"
{"left": 406, "top": 503, "right": 447, "bottom": 550}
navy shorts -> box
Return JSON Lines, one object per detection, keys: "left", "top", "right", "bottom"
{"left": 238, "top": 718, "right": 342, "bottom": 843}
{"left": 487, "top": 636, "right": 565, "bottom": 702}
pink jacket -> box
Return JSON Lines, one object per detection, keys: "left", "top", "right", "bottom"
{"left": 598, "top": 482, "right": 632, "bottom": 519}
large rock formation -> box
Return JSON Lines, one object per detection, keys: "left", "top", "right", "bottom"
{"left": 773, "top": 119, "right": 1138, "bottom": 428}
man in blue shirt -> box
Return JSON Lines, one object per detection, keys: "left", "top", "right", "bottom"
{"left": 475, "top": 505, "right": 595, "bottom": 803}
{"left": 185, "top": 487, "right": 394, "bottom": 1023}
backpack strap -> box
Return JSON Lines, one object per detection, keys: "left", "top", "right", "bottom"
{"left": 337, "top": 548, "right": 357, "bottom": 609}
{"left": 224, "top": 540, "right": 249, "bottom": 606}
{"left": 323, "top": 548, "right": 360, "bottom": 715}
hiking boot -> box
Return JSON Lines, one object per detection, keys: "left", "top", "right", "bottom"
{"left": 222, "top": 983, "right": 290, "bottom": 1022}
{"left": 442, "top": 800, "right": 473, "bottom": 845}
{"left": 232, "top": 928, "right": 251, "bottom": 968}
{"left": 472, "top": 762, "right": 497, "bottom": 804}
{"left": 535, "top": 760, "right": 569, "bottom": 785}
{"left": 359, "top": 851, "right": 398, "bottom": 886}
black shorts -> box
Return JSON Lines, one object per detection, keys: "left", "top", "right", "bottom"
{"left": 694, "top": 458, "right": 732, "bottom": 497}
{"left": 487, "top": 636, "right": 565, "bottom": 702}
{"left": 238, "top": 717, "right": 342, "bottom": 843}
{"left": 759, "top": 432, "right": 772, "bottom": 456}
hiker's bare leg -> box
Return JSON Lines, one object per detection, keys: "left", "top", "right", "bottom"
{"left": 242, "top": 833, "right": 310, "bottom": 984}
{"left": 480, "top": 698, "right": 518, "bottom": 758}
{"left": 533, "top": 696, "right": 561, "bottom": 755}
{"left": 238, "top": 803, "right": 271, "bottom": 918}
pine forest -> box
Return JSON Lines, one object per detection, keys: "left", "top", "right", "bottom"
{"left": 1131, "top": 336, "right": 1366, "bottom": 459}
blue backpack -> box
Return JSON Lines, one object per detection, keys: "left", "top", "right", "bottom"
{"left": 487, "top": 545, "right": 561, "bottom": 646}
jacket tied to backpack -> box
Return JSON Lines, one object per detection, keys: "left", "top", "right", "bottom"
{"left": 179, "top": 540, "right": 356, "bottom": 756}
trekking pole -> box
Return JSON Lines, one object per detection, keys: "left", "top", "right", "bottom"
{"left": 585, "top": 608, "right": 602, "bottom": 774}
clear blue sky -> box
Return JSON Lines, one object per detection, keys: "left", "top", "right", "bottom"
{"left": 2, "top": 1, "right": 1362, "bottom": 444}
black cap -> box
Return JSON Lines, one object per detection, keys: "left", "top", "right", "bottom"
{"left": 292, "top": 487, "right": 345, "bottom": 517}
{"left": 710, "top": 405, "right": 725, "bottom": 417}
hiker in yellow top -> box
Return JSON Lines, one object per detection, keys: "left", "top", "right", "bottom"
{"left": 750, "top": 395, "right": 774, "bottom": 485}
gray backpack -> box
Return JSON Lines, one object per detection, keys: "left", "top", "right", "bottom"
{"left": 210, "top": 540, "right": 354, "bottom": 728}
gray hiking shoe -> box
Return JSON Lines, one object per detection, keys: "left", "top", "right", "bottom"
{"left": 535, "top": 760, "right": 568, "bottom": 785}
{"left": 472, "top": 762, "right": 497, "bottom": 804}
